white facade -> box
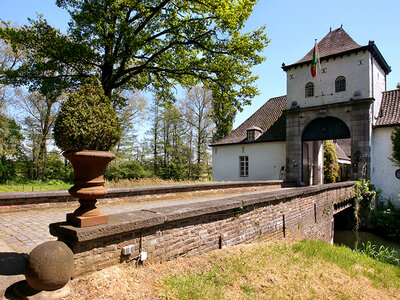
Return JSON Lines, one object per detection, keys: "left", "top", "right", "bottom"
{"left": 286, "top": 52, "right": 387, "bottom": 110}
{"left": 212, "top": 142, "right": 286, "bottom": 181}
{"left": 370, "top": 57, "right": 387, "bottom": 120}
{"left": 371, "top": 127, "right": 400, "bottom": 206}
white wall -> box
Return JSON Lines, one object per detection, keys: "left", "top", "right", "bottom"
{"left": 212, "top": 142, "right": 286, "bottom": 181}
{"left": 286, "top": 51, "right": 370, "bottom": 109}
{"left": 370, "top": 56, "right": 387, "bottom": 121}
{"left": 371, "top": 127, "right": 400, "bottom": 206}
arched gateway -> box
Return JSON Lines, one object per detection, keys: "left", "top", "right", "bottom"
{"left": 301, "top": 117, "right": 351, "bottom": 185}
{"left": 285, "top": 99, "right": 372, "bottom": 185}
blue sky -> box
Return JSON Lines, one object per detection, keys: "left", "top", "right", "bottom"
{"left": 1, "top": 0, "right": 399, "bottom": 129}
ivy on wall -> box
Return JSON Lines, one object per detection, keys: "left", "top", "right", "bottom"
{"left": 323, "top": 140, "right": 339, "bottom": 183}
{"left": 390, "top": 127, "right": 400, "bottom": 167}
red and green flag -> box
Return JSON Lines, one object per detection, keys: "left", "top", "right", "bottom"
{"left": 311, "top": 41, "right": 318, "bottom": 78}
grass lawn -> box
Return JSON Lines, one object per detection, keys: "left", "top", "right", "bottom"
{"left": 0, "top": 178, "right": 211, "bottom": 193}
{"left": 0, "top": 181, "right": 72, "bottom": 193}
{"left": 66, "top": 239, "right": 400, "bottom": 299}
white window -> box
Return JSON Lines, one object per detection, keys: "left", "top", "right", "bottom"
{"left": 305, "top": 82, "right": 314, "bottom": 98}
{"left": 247, "top": 130, "right": 255, "bottom": 141}
{"left": 335, "top": 76, "right": 346, "bottom": 92}
{"left": 240, "top": 156, "right": 249, "bottom": 177}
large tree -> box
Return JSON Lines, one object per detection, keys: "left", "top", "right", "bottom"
{"left": 181, "top": 85, "right": 214, "bottom": 178}
{"left": 0, "top": 0, "right": 268, "bottom": 137}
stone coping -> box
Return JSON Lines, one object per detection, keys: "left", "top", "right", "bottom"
{"left": 0, "top": 181, "right": 283, "bottom": 208}
{"left": 50, "top": 181, "right": 355, "bottom": 245}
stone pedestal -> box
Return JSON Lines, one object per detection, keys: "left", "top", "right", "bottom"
{"left": 64, "top": 150, "right": 115, "bottom": 227}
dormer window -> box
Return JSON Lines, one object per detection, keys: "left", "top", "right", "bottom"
{"left": 246, "top": 126, "right": 263, "bottom": 141}
{"left": 247, "top": 130, "right": 255, "bottom": 140}
{"left": 335, "top": 76, "right": 346, "bottom": 92}
{"left": 305, "top": 82, "right": 314, "bottom": 98}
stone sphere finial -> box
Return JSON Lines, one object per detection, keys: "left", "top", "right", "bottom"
{"left": 24, "top": 241, "right": 74, "bottom": 291}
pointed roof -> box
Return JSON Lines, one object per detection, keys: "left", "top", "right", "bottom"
{"left": 375, "top": 89, "right": 400, "bottom": 127}
{"left": 296, "top": 27, "right": 361, "bottom": 64}
{"left": 211, "top": 96, "right": 286, "bottom": 146}
{"left": 282, "top": 27, "right": 391, "bottom": 74}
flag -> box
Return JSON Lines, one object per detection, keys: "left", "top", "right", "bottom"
{"left": 311, "top": 41, "right": 318, "bottom": 78}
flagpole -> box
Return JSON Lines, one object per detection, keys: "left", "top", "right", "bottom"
{"left": 315, "top": 39, "right": 325, "bottom": 105}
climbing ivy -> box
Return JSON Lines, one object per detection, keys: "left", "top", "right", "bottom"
{"left": 353, "top": 178, "right": 376, "bottom": 232}
{"left": 323, "top": 140, "right": 339, "bottom": 183}
{"left": 390, "top": 127, "right": 400, "bottom": 167}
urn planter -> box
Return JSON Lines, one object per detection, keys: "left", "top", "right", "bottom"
{"left": 64, "top": 150, "right": 115, "bottom": 227}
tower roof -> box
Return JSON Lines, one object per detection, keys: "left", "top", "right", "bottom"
{"left": 296, "top": 27, "right": 361, "bottom": 64}
{"left": 282, "top": 27, "right": 391, "bottom": 74}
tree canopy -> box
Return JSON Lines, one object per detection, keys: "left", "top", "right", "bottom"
{"left": 0, "top": 0, "right": 268, "bottom": 119}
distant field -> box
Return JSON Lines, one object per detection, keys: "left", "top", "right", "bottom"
{"left": 0, "top": 181, "right": 72, "bottom": 193}
{"left": 0, "top": 178, "right": 211, "bottom": 193}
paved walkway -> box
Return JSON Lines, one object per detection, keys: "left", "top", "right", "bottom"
{"left": 0, "top": 187, "right": 283, "bottom": 297}
{"left": 0, "top": 188, "right": 279, "bottom": 254}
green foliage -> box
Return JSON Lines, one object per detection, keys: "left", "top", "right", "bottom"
{"left": 323, "top": 140, "right": 339, "bottom": 183}
{"left": 390, "top": 127, "right": 400, "bottom": 167}
{"left": 360, "top": 241, "right": 399, "bottom": 265}
{"left": 41, "top": 150, "right": 73, "bottom": 182}
{"left": 0, "top": 0, "right": 268, "bottom": 138}
{"left": 53, "top": 77, "right": 121, "bottom": 152}
{"left": 0, "top": 118, "right": 25, "bottom": 183}
{"left": 105, "top": 160, "right": 152, "bottom": 181}
{"left": 353, "top": 178, "right": 377, "bottom": 231}
{"left": 372, "top": 201, "right": 400, "bottom": 241}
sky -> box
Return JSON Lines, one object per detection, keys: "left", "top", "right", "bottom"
{"left": 1, "top": 0, "right": 399, "bottom": 129}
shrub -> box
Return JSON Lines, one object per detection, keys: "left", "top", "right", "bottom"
{"left": 105, "top": 160, "right": 153, "bottom": 180}
{"left": 391, "top": 127, "right": 400, "bottom": 167}
{"left": 372, "top": 200, "right": 400, "bottom": 241}
{"left": 353, "top": 178, "right": 376, "bottom": 230}
{"left": 323, "top": 140, "right": 339, "bottom": 183}
{"left": 360, "top": 241, "right": 399, "bottom": 265}
{"left": 53, "top": 77, "right": 121, "bottom": 152}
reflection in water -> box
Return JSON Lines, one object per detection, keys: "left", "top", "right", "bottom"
{"left": 334, "top": 230, "right": 400, "bottom": 259}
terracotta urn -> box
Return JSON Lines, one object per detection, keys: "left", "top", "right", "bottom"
{"left": 63, "top": 150, "right": 115, "bottom": 227}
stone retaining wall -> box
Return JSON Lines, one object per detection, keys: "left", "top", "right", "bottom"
{"left": 50, "top": 182, "right": 355, "bottom": 276}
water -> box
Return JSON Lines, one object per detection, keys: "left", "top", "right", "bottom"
{"left": 334, "top": 230, "right": 400, "bottom": 258}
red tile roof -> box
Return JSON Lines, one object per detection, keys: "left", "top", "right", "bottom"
{"left": 282, "top": 27, "right": 391, "bottom": 75}
{"left": 212, "top": 96, "right": 286, "bottom": 146}
{"left": 296, "top": 27, "right": 361, "bottom": 64}
{"left": 375, "top": 89, "right": 400, "bottom": 127}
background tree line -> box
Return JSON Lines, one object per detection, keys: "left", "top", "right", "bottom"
{"left": 0, "top": 0, "right": 268, "bottom": 184}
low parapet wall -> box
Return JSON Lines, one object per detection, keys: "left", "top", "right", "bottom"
{"left": 50, "top": 182, "right": 355, "bottom": 276}
{"left": 0, "top": 181, "right": 283, "bottom": 212}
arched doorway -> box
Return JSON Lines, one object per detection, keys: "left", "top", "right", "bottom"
{"left": 302, "top": 117, "right": 350, "bottom": 185}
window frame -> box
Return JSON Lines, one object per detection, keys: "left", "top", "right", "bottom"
{"left": 247, "top": 130, "right": 255, "bottom": 141}
{"left": 305, "top": 82, "right": 314, "bottom": 98}
{"left": 239, "top": 156, "right": 249, "bottom": 177}
{"left": 335, "top": 76, "right": 346, "bottom": 93}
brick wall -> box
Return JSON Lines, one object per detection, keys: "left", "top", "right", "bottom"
{"left": 50, "top": 182, "right": 354, "bottom": 276}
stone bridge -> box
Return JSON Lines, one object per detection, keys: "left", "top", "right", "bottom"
{"left": 50, "top": 181, "right": 355, "bottom": 276}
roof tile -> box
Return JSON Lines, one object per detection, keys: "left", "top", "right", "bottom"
{"left": 375, "top": 89, "right": 400, "bottom": 127}
{"left": 212, "top": 96, "right": 286, "bottom": 146}
{"left": 296, "top": 27, "right": 361, "bottom": 64}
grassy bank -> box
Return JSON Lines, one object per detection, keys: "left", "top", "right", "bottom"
{"left": 66, "top": 239, "right": 400, "bottom": 299}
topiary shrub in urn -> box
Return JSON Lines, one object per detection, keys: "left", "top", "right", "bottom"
{"left": 54, "top": 77, "right": 121, "bottom": 227}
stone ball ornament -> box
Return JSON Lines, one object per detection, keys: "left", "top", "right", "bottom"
{"left": 24, "top": 241, "right": 74, "bottom": 291}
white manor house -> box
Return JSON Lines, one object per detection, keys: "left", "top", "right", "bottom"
{"left": 211, "top": 27, "right": 400, "bottom": 203}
